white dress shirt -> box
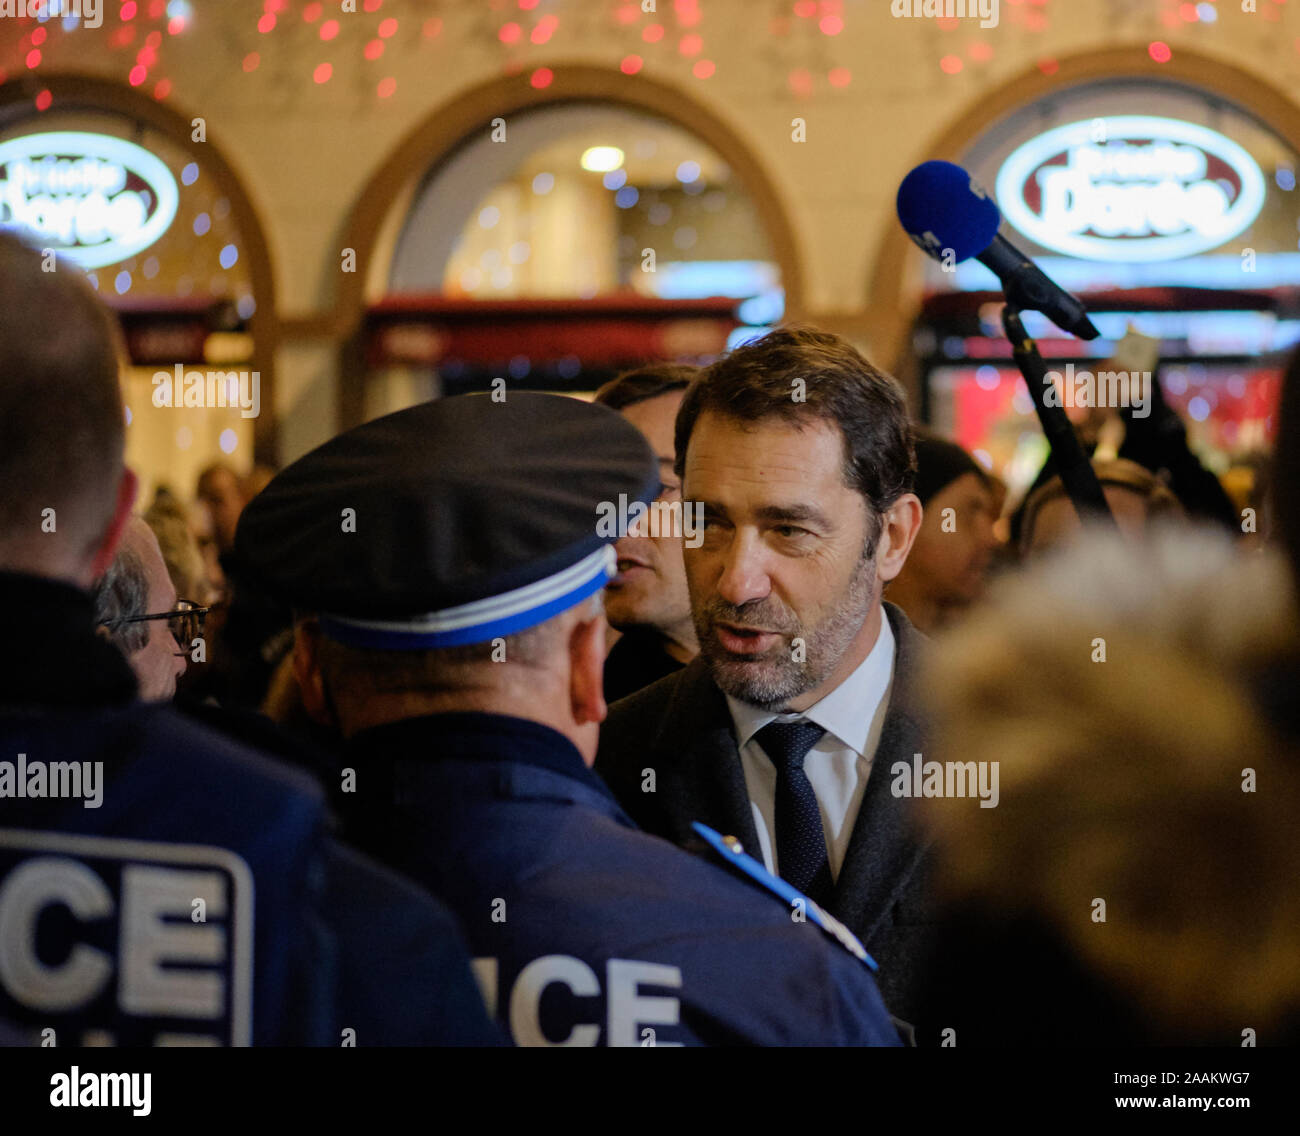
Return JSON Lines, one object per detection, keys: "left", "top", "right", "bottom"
{"left": 725, "top": 615, "right": 895, "bottom": 880}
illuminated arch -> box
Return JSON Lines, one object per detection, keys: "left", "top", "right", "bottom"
{"left": 0, "top": 72, "right": 281, "bottom": 462}
{"left": 864, "top": 45, "right": 1300, "bottom": 379}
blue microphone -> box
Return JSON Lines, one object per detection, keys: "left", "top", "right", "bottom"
{"left": 897, "top": 160, "right": 1099, "bottom": 340}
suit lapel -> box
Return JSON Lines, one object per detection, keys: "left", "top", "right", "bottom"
{"left": 830, "top": 603, "right": 931, "bottom": 940}
{"left": 653, "top": 658, "right": 760, "bottom": 852}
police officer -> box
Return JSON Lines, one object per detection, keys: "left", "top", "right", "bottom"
{"left": 236, "top": 392, "right": 901, "bottom": 1047}
{"left": 0, "top": 234, "right": 498, "bottom": 1047}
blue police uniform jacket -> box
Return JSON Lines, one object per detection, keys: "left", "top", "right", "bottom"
{"left": 340, "top": 711, "right": 901, "bottom": 1047}
{"left": 0, "top": 571, "right": 499, "bottom": 1047}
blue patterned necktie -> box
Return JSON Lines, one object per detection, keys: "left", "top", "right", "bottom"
{"left": 754, "top": 719, "right": 833, "bottom": 908}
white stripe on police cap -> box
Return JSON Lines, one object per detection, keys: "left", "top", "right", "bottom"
{"left": 318, "top": 545, "right": 616, "bottom": 649}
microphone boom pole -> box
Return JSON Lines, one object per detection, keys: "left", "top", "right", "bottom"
{"left": 1001, "top": 306, "right": 1118, "bottom": 530}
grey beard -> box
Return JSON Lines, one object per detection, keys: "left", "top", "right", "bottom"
{"left": 695, "top": 557, "right": 877, "bottom": 710}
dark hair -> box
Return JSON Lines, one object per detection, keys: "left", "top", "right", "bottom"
{"left": 674, "top": 326, "right": 915, "bottom": 539}
{"left": 0, "top": 233, "right": 126, "bottom": 545}
{"left": 1276, "top": 347, "right": 1300, "bottom": 589}
{"left": 593, "top": 363, "right": 697, "bottom": 411}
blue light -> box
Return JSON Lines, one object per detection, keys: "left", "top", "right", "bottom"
{"left": 1187, "top": 396, "right": 1211, "bottom": 421}
{"left": 532, "top": 172, "right": 554, "bottom": 195}
{"left": 1197, "top": 2, "right": 1217, "bottom": 22}
{"left": 1277, "top": 166, "right": 1296, "bottom": 192}
{"left": 737, "top": 289, "right": 785, "bottom": 326}
{"left": 727, "top": 325, "right": 771, "bottom": 351}
{"left": 193, "top": 213, "right": 211, "bottom": 236}
{"left": 615, "top": 186, "right": 639, "bottom": 209}
{"left": 676, "top": 160, "right": 701, "bottom": 184}
{"left": 114, "top": 271, "right": 131, "bottom": 295}
{"left": 602, "top": 170, "right": 627, "bottom": 191}
{"left": 508, "top": 355, "right": 530, "bottom": 378}
{"left": 236, "top": 294, "right": 256, "bottom": 320}
{"left": 181, "top": 162, "right": 199, "bottom": 186}
{"left": 219, "top": 244, "right": 239, "bottom": 269}
{"left": 975, "top": 365, "right": 1000, "bottom": 390}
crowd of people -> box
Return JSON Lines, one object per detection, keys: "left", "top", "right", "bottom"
{"left": 2, "top": 228, "right": 1297, "bottom": 1046}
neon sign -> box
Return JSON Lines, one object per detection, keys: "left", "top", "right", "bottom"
{"left": 995, "top": 116, "right": 1266, "bottom": 262}
{"left": 0, "top": 131, "right": 179, "bottom": 269}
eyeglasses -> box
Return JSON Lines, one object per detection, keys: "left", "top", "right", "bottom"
{"left": 104, "top": 600, "right": 209, "bottom": 655}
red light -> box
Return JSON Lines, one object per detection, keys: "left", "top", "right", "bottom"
{"left": 423, "top": 18, "right": 442, "bottom": 37}
{"left": 320, "top": 19, "right": 339, "bottom": 40}
{"left": 1037, "top": 57, "right": 1059, "bottom": 75}
{"left": 616, "top": 4, "right": 639, "bottom": 25}
{"left": 827, "top": 66, "right": 851, "bottom": 87}
{"left": 794, "top": 0, "right": 816, "bottom": 16}
{"left": 1179, "top": 2, "right": 1198, "bottom": 20}
{"left": 128, "top": 64, "right": 147, "bottom": 86}
{"left": 314, "top": 62, "right": 333, "bottom": 84}
{"left": 35, "top": 89, "right": 52, "bottom": 112}
{"left": 378, "top": 17, "right": 397, "bottom": 38}
{"left": 692, "top": 59, "right": 715, "bottom": 79}
{"left": 364, "top": 0, "right": 382, "bottom": 11}
{"left": 939, "top": 54, "right": 963, "bottom": 74}
{"left": 519, "top": 0, "right": 540, "bottom": 9}
{"left": 679, "top": 33, "right": 702, "bottom": 55}
{"left": 154, "top": 78, "right": 172, "bottom": 100}
{"left": 146, "top": 30, "right": 161, "bottom": 47}
{"left": 1149, "top": 40, "right": 1172, "bottom": 63}
{"left": 31, "top": 27, "right": 46, "bottom": 45}
{"left": 168, "top": 17, "right": 184, "bottom": 35}
{"left": 121, "top": 1, "right": 137, "bottom": 20}
{"left": 788, "top": 68, "right": 812, "bottom": 96}
{"left": 621, "top": 54, "right": 643, "bottom": 74}
{"left": 377, "top": 77, "right": 396, "bottom": 99}
{"left": 499, "top": 22, "right": 521, "bottom": 43}
{"left": 243, "top": 52, "right": 260, "bottom": 72}
{"left": 303, "top": 2, "right": 322, "bottom": 21}
{"left": 531, "top": 17, "right": 557, "bottom": 44}
{"left": 258, "top": 13, "right": 275, "bottom": 33}
{"left": 365, "top": 38, "right": 384, "bottom": 60}
{"left": 643, "top": 25, "right": 664, "bottom": 42}
{"left": 530, "top": 67, "right": 553, "bottom": 88}
{"left": 25, "top": 49, "right": 40, "bottom": 70}
{"left": 969, "top": 41, "right": 993, "bottom": 61}
{"left": 819, "top": 14, "right": 843, "bottom": 35}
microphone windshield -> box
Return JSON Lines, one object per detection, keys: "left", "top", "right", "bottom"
{"left": 896, "top": 160, "right": 1001, "bottom": 263}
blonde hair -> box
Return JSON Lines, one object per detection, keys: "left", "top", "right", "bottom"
{"left": 921, "top": 525, "right": 1300, "bottom": 1037}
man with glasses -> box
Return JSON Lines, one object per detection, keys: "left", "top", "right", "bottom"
{"left": 93, "top": 517, "right": 205, "bottom": 702}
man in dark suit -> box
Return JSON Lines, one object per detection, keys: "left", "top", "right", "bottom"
{"left": 596, "top": 326, "right": 934, "bottom": 1027}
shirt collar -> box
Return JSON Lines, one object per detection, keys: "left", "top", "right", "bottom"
{"left": 725, "top": 612, "right": 895, "bottom": 757}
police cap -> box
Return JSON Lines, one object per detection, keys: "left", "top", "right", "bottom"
{"left": 234, "top": 392, "right": 659, "bottom": 648}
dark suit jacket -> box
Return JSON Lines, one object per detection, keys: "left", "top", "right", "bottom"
{"left": 595, "top": 601, "right": 934, "bottom": 1027}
